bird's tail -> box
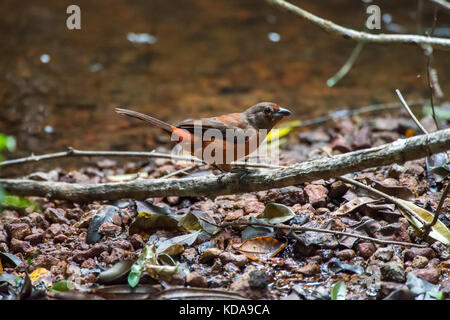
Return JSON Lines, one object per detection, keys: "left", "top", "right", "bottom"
{"left": 115, "top": 108, "right": 174, "bottom": 133}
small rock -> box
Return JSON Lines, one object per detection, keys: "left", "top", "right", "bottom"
{"left": 331, "top": 135, "right": 351, "bottom": 153}
{"left": 98, "top": 222, "right": 121, "bottom": 236}
{"left": 264, "top": 186, "right": 307, "bottom": 206}
{"left": 111, "top": 214, "right": 122, "bottom": 226}
{"left": 199, "top": 248, "right": 247, "bottom": 267}
{"left": 403, "top": 247, "right": 436, "bottom": 261}
{"left": 336, "top": 249, "right": 355, "bottom": 261}
{"left": 388, "top": 164, "right": 408, "bottom": 179}
{"left": 230, "top": 266, "right": 267, "bottom": 299}
{"left": 381, "top": 261, "right": 406, "bottom": 283}
{"left": 46, "top": 223, "right": 63, "bottom": 237}
{"left": 54, "top": 234, "right": 68, "bottom": 244}
{"left": 294, "top": 262, "right": 320, "bottom": 276}
{"left": 223, "top": 263, "right": 240, "bottom": 274}
{"left": 329, "top": 181, "right": 349, "bottom": 199}
{"left": 182, "top": 248, "right": 198, "bottom": 263}
{"left": 72, "top": 243, "right": 108, "bottom": 264}
{"left": 357, "top": 242, "right": 377, "bottom": 259}
{"left": 211, "top": 258, "right": 223, "bottom": 273}
{"left": 8, "top": 223, "right": 32, "bottom": 240}
{"left": 186, "top": 272, "right": 208, "bottom": 288}
{"left": 81, "top": 258, "right": 96, "bottom": 269}
{"left": 31, "top": 254, "right": 59, "bottom": 270}
{"left": 248, "top": 270, "right": 270, "bottom": 289}
{"left": 373, "top": 247, "right": 394, "bottom": 262}
{"left": 130, "top": 234, "right": 145, "bottom": 250}
{"left": 10, "top": 238, "right": 31, "bottom": 254}
{"left": 104, "top": 248, "right": 129, "bottom": 265}
{"left": 304, "top": 184, "right": 328, "bottom": 208}
{"left": 378, "top": 281, "right": 409, "bottom": 299}
{"left": 44, "top": 207, "right": 69, "bottom": 224}
{"left": 411, "top": 256, "right": 429, "bottom": 269}
{"left": 413, "top": 267, "right": 440, "bottom": 284}
{"left": 403, "top": 161, "right": 424, "bottom": 176}
{"left": 431, "top": 241, "right": 450, "bottom": 260}
{"left": 224, "top": 209, "right": 244, "bottom": 221}
{"left": 24, "top": 232, "right": 44, "bottom": 245}
{"left": 352, "top": 127, "right": 372, "bottom": 150}
{"left": 244, "top": 201, "right": 265, "bottom": 214}
{"left": 440, "top": 279, "right": 450, "bottom": 297}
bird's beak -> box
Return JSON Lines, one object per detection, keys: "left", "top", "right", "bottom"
{"left": 273, "top": 107, "right": 291, "bottom": 117}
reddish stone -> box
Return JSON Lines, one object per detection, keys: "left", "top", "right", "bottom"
{"left": 186, "top": 272, "right": 208, "bottom": 288}
{"left": 10, "top": 238, "right": 31, "bottom": 254}
{"left": 130, "top": 234, "right": 145, "bottom": 250}
{"left": 304, "top": 184, "right": 328, "bottom": 208}
{"left": 357, "top": 242, "right": 377, "bottom": 259}
{"left": 414, "top": 267, "right": 440, "bottom": 284}
{"left": 24, "top": 232, "right": 44, "bottom": 245}
{"left": 8, "top": 223, "right": 32, "bottom": 240}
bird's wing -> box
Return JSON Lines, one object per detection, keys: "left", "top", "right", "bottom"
{"left": 176, "top": 115, "right": 252, "bottom": 142}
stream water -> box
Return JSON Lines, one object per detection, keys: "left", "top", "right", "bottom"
{"left": 0, "top": 0, "right": 449, "bottom": 164}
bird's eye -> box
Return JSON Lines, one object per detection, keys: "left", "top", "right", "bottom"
{"left": 264, "top": 107, "right": 271, "bottom": 114}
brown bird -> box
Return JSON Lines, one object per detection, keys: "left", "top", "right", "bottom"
{"left": 115, "top": 102, "right": 291, "bottom": 172}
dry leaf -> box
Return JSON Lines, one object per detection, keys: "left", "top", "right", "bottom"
{"left": 334, "top": 197, "right": 376, "bottom": 216}
{"left": 235, "top": 236, "right": 286, "bottom": 261}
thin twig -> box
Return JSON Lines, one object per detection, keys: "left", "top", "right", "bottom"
{"left": 327, "top": 42, "right": 365, "bottom": 87}
{"left": 199, "top": 218, "right": 427, "bottom": 248}
{"left": 0, "top": 147, "right": 281, "bottom": 170}
{"left": 160, "top": 164, "right": 201, "bottom": 179}
{"left": 338, "top": 176, "right": 429, "bottom": 227}
{"left": 266, "top": 0, "right": 450, "bottom": 50}
{"left": 423, "top": 182, "right": 450, "bottom": 236}
{"left": 395, "top": 89, "right": 429, "bottom": 134}
{"left": 425, "top": 7, "right": 441, "bottom": 131}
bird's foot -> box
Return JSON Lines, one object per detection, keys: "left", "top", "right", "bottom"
{"left": 230, "top": 167, "right": 258, "bottom": 182}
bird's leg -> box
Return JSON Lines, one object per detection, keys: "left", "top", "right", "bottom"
{"left": 212, "top": 164, "right": 229, "bottom": 183}
{"left": 230, "top": 166, "right": 258, "bottom": 181}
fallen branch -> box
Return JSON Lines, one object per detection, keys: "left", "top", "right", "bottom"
{"left": 0, "top": 129, "right": 450, "bottom": 201}
{"left": 200, "top": 218, "right": 427, "bottom": 248}
{"left": 266, "top": 0, "right": 450, "bottom": 50}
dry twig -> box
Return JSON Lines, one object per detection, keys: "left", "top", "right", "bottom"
{"left": 266, "top": 0, "right": 450, "bottom": 50}
{"left": 423, "top": 182, "right": 450, "bottom": 236}
{"left": 200, "top": 218, "right": 427, "bottom": 248}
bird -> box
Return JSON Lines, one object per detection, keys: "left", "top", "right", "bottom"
{"left": 115, "top": 102, "right": 291, "bottom": 172}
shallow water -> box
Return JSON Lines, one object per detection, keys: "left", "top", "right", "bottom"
{"left": 0, "top": 0, "right": 449, "bottom": 162}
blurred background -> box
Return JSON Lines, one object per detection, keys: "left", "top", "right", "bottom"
{"left": 0, "top": 0, "right": 449, "bottom": 160}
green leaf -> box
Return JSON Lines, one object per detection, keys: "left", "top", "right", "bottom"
{"left": 50, "top": 280, "right": 76, "bottom": 293}
{"left": 428, "top": 291, "right": 444, "bottom": 300}
{"left": 0, "top": 134, "right": 16, "bottom": 152}
{"left": 256, "top": 203, "right": 295, "bottom": 224}
{"left": 2, "top": 194, "right": 39, "bottom": 211}
{"left": 331, "top": 281, "right": 347, "bottom": 300}
{"left": 127, "top": 269, "right": 142, "bottom": 288}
